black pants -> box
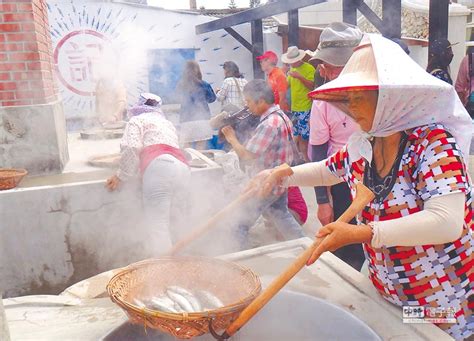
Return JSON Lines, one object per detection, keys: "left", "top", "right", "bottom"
{"left": 330, "top": 182, "right": 366, "bottom": 271}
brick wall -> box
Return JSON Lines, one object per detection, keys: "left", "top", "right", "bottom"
{"left": 0, "top": 0, "right": 58, "bottom": 107}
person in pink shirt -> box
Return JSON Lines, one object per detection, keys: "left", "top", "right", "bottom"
{"left": 455, "top": 48, "right": 474, "bottom": 118}
{"left": 307, "top": 22, "right": 364, "bottom": 270}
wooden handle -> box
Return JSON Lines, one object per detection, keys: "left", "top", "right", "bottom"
{"left": 166, "top": 189, "right": 255, "bottom": 256}
{"left": 222, "top": 183, "right": 374, "bottom": 338}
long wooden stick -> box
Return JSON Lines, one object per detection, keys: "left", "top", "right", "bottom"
{"left": 220, "top": 183, "right": 375, "bottom": 339}
{"left": 166, "top": 189, "right": 256, "bottom": 256}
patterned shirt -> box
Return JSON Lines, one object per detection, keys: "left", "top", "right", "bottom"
{"left": 117, "top": 111, "right": 179, "bottom": 181}
{"left": 326, "top": 124, "right": 473, "bottom": 340}
{"left": 216, "top": 77, "right": 247, "bottom": 107}
{"left": 245, "top": 105, "right": 294, "bottom": 175}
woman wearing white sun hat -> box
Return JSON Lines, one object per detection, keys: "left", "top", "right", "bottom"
{"left": 256, "top": 34, "right": 473, "bottom": 340}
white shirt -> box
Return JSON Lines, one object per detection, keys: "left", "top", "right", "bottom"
{"left": 117, "top": 111, "right": 179, "bottom": 180}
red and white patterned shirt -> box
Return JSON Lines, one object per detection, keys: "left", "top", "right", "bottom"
{"left": 117, "top": 111, "right": 179, "bottom": 180}
{"left": 326, "top": 124, "right": 473, "bottom": 340}
{"left": 245, "top": 105, "right": 294, "bottom": 175}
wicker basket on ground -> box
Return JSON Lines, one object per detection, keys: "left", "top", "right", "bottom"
{"left": 0, "top": 168, "right": 27, "bottom": 190}
{"left": 107, "top": 257, "right": 261, "bottom": 339}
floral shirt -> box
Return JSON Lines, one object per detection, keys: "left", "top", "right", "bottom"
{"left": 117, "top": 111, "right": 179, "bottom": 181}
{"left": 326, "top": 124, "right": 473, "bottom": 340}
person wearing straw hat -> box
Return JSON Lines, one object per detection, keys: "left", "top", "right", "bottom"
{"left": 106, "top": 93, "right": 191, "bottom": 251}
{"left": 307, "top": 22, "right": 364, "bottom": 270}
{"left": 253, "top": 34, "right": 473, "bottom": 339}
{"left": 282, "top": 46, "right": 315, "bottom": 161}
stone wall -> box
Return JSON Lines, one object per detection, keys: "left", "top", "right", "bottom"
{"left": 0, "top": 163, "right": 225, "bottom": 298}
{"left": 0, "top": 100, "right": 68, "bottom": 174}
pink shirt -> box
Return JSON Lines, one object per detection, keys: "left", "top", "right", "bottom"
{"left": 455, "top": 54, "right": 474, "bottom": 105}
{"left": 309, "top": 100, "right": 358, "bottom": 156}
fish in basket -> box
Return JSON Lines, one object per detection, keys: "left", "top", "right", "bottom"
{"left": 106, "top": 257, "right": 261, "bottom": 339}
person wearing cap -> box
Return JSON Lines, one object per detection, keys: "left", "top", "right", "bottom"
{"left": 106, "top": 93, "right": 191, "bottom": 251}
{"left": 252, "top": 34, "right": 473, "bottom": 339}
{"left": 307, "top": 22, "right": 364, "bottom": 270}
{"left": 256, "top": 51, "right": 290, "bottom": 112}
{"left": 221, "top": 79, "right": 306, "bottom": 249}
{"left": 282, "top": 46, "right": 315, "bottom": 161}
{"left": 427, "top": 38, "right": 455, "bottom": 85}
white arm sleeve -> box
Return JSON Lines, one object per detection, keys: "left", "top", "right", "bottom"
{"left": 371, "top": 191, "right": 465, "bottom": 248}
{"left": 286, "top": 161, "right": 343, "bottom": 187}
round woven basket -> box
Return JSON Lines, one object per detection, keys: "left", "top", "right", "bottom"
{"left": 0, "top": 168, "right": 27, "bottom": 190}
{"left": 107, "top": 257, "right": 261, "bottom": 339}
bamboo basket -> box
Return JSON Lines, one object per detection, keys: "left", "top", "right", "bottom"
{"left": 106, "top": 257, "right": 261, "bottom": 339}
{"left": 0, "top": 169, "right": 27, "bottom": 190}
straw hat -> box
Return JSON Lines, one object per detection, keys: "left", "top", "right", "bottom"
{"left": 281, "top": 46, "right": 306, "bottom": 64}
{"left": 307, "top": 22, "right": 363, "bottom": 67}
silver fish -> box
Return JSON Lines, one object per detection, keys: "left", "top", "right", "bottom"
{"left": 174, "top": 302, "right": 185, "bottom": 312}
{"left": 133, "top": 298, "right": 145, "bottom": 308}
{"left": 167, "top": 286, "right": 202, "bottom": 312}
{"left": 166, "top": 290, "right": 194, "bottom": 312}
{"left": 196, "top": 290, "right": 224, "bottom": 310}
{"left": 148, "top": 295, "right": 179, "bottom": 313}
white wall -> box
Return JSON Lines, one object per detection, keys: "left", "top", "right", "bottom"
{"left": 47, "top": 1, "right": 281, "bottom": 126}
{"left": 0, "top": 162, "right": 225, "bottom": 297}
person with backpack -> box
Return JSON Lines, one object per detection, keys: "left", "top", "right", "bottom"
{"left": 455, "top": 47, "right": 474, "bottom": 118}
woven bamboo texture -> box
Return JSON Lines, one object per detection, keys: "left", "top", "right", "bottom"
{"left": 0, "top": 169, "right": 27, "bottom": 190}
{"left": 107, "top": 257, "right": 261, "bottom": 339}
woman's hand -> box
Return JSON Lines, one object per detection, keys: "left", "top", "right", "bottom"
{"left": 105, "top": 175, "right": 121, "bottom": 191}
{"left": 306, "top": 222, "right": 372, "bottom": 265}
{"left": 243, "top": 169, "right": 273, "bottom": 195}
{"left": 259, "top": 164, "right": 293, "bottom": 197}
